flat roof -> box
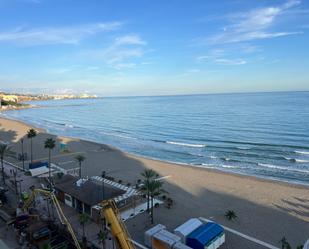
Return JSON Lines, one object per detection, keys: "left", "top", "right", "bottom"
{"left": 187, "top": 222, "right": 223, "bottom": 246}
{"left": 54, "top": 175, "right": 125, "bottom": 206}
{"left": 0, "top": 240, "right": 10, "bottom": 249}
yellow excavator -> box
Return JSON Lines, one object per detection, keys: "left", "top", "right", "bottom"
{"left": 23, "top": 189, "right": 135, "bottom": 249}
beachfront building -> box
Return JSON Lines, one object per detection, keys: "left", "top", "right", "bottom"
{"left": 54, "top": 174, "right": 139, "bottom": 222}
{"left": 174, "top": 218, "right": 203, "bottom": 243}
{"left": 186, "top": 222, "right": 225, "bottom": 249}
{"left": 54, "top": 175, "right": 124, "bottom": 219}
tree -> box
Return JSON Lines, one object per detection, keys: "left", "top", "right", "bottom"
{"left": 44, "top": 138, "right": 55, "bottom": 191}
{"left": 27, "top": 128, "right": 37, "bottom": 162}
{"left": 148, "top": 180, "right": 166, "bottom": 224}
{"left": 0, "top": 143, "right": 15, "bottom": 185}
{"left": 79, "top": 213, "right": 89, "bottom": 246}
{"left": 75, "top": 154, "right": 86, "bottom": 179}
{"left": 97, "top": 230, "right": 107, "bottom": 249}
{"left": 225, "top": 210, "right": 237, "bottom": 221}
{"left": 141, "top": 169, "right": 157, "bottom": 213}
{"left": 279, "top": 237, "right": 292, "bottom": 249}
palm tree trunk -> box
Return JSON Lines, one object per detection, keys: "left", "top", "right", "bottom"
{"left": 30, "top": 138, "right": 33, "bottom": 162}
{"left": 151, "top": 196, "right": 154, "bottom": 224}
{"left": 1, "top": 157, "right": 5, "bottom": 185}
{"left": 21, "top": 140, "right": 25, "bottom": 170}
{"left": 147, "top": 190, "right": 150, "bottom": 213}
{"left": 48, "top": 149, "right": 51, "bottom": 191}
{"left": 79, "top": 162, "right": 81, "bottom": 178}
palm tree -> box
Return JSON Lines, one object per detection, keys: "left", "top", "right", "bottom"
{"left": 75, "top": 154, "right": 86, "bottom": 179}
{"left": 279, "top": 237, "right": 291, "bottom": 249}
{"left": 148, "top": 180, "right": 165, "bottom": 224}
{"left": 0, "top": 143, "right": 15, "bottom": 185}
{"left": 79, "top": 213, "right": 89, "bottom": 246}
{"left": 141, "top": 169, "right": 157, "bottom": 213}
{"left": 225, "top": 210, "right": 237, "bottom": 221}
{"left": 44, "top": 138, "right": 55, "bottom": 191}
{"left": 27, "top": 128, "right": 37, "bottom": 163}
{"left": 97, "top": 230, "right": 107, "bottom": 249}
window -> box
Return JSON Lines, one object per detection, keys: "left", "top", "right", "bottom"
{"left": 65, "top": 194, "right": 72, "bottom": 202}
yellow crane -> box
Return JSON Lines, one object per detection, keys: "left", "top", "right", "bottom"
{"left": 100, "top": 200, "right": 135, "bottom": 249}
{"left": 23, "top": 188, "right": 82, "bottom": 249}
{"left": 23, "top": 189, "right": 135, "bottom": 249}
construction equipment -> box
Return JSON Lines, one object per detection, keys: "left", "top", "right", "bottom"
{"left": 24, "top": 189, "right": 135, "bottom": 249}
{"left": 100, "top": 200, "right": 135, "bottom": 249}
{"left": 23, "top": 188, "right": 82, "bottom": 249}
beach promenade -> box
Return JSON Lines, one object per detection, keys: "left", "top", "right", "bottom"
{"left": 0, "top": 117, "right": 308, "bottom": 248}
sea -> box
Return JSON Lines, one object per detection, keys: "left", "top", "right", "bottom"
{"left": 2, "top": 91, "right": 309, "bottom": 185}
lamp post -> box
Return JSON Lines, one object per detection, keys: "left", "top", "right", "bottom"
{"left": 16, "top": 179, "right": 23, "bottom": 197}
{"left": 101, "top": 170, "right": 107, "bottom": 233}
{"left": 101, "top": 171, "right": 106, "bottom": 201}
{"left": 20, "top": 139, "right": 25, "bottom": 171}
{"left": 13, "top": 170, "right": 18, "bottom": 195}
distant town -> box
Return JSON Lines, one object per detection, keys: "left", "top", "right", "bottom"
{"left": 0, "top": 91, "right": 98, "bottom": 110}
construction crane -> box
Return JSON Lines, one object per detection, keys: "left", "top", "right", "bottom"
{"left": 23, "top": 189, "right": 135, "bottom": 249}
{"left": 100, "top": 200, "right": 135, "bottom": 249}
{"left": 23, "top": 188, "right": 82, "bottom": 249}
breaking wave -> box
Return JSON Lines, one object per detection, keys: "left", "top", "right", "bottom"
{"left": 258, "top": 163, "right": 309, "bottom": 174}
{"left": 166, "top": 141, "right": 206, "bottom": 148}
{"left": 295, "top": 150, "right": 309, "bottom": 155}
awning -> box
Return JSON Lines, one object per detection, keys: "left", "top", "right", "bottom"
{"left": 29, "top": 166, "right": 50, "bottom": 177}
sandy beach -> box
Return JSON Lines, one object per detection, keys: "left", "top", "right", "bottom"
{"left": 0, "top": 116, "right": 308, "bottom": 248}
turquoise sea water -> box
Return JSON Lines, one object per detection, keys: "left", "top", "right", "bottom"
{"left": 2, "top": 92, "right": 309, "bottom": 185}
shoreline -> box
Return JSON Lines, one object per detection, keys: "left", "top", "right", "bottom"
{"left": 1, "top": 115, "right": 309, "bottom": 246}
{"left": 1, "top": 115, "right": 308, "bottom": 189}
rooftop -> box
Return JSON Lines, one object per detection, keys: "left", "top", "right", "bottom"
{"left": 54, "top": 174, "right": 125, "bottom": 206}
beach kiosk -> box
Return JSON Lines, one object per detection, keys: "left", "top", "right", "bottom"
{"left": 304, "top": 239, "right": 309, "bottom": 249}
{"left": 152, "top": 230, "right": 181, "bottom": 249}
{"left": 172, "top": 242, "right": 192, "bottom": 249}
{"left": 186, "top": 222, "right": 225, "bottom": 249}
{"left": 145, "top": 224, "right": 167, "bottom": 248}
{"left": 174, "top": 218, "right": 203, "bottom": 243}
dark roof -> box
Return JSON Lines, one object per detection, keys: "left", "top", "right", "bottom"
{"left": 187, "top": 222, "right": 224, "bottom": 248}
{"left": 54, "top": 175, "right": 125, "bottom": 206}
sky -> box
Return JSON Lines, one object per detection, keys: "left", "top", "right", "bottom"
{"left": 0, "top": 0, "right": 308, "bottom": 96}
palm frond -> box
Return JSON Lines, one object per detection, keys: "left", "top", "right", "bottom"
{"left": 44, "top": 138, "right": 56, "bottom": 149}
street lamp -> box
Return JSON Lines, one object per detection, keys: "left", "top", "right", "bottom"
{"left": 20, "top": 138, "right": 25, "bottom": 171}
{"left": 101, "top": 171, "right": 106, "bottom": 201}
{"left": 16, "top": 179, "right": 23, "bottom": 197}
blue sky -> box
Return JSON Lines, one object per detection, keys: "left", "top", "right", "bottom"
{"left": 0, "top": 0, "right": 308, "bottom": 96}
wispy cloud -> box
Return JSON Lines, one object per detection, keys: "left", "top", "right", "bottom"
{"left": 0, "top": 22, "right": 122, "bottom": 45}
{"left": 198, "top": 55, "right": 247, "bottom": 66}
{"left": 114, "top": 34, "right": 147, "bottom": 46}
{"left": 213, "top": 58, "right": 247, "bottom": 65}
{"left": 84, "top": 34, "right": 147, "bottom": 70}
{"left": 202, "top": 0, "right": 302, "bottom": 44}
